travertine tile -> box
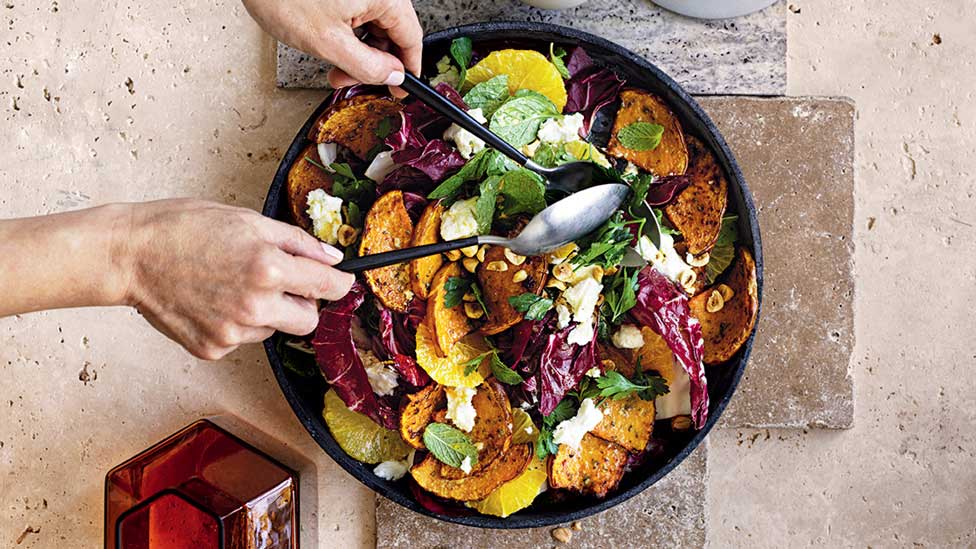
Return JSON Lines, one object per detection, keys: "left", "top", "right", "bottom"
{"left": 698, "top": 97, "right": 856, "bottom": 430}
{"left": 276, "top": 0, "right": 786, "bottom": 95}
{"left": 376, "top": 443, "right": 707, "bottom": 549}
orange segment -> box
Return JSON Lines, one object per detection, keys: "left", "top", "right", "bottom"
{"left": 466, "top": 49, "right": 567, "bottom": 112}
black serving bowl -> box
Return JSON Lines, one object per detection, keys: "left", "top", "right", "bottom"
{"left": 262, "top": 21, "right": 762, "bottom": 529}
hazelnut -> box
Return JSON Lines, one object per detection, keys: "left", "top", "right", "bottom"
{"left": 337, "top": 224, "right": 359, "bottom": 247}
{"left": 512, "top": 270, "right": 528, "bottom": 283}
{"left": 678, "top": 269, "right": 697, "bottom": 290}
{"left": 504, "top": 248, "right": 526, "bottom": 265}
{"left": 546, "top": 279, "right": 567, "bottom": 291}
{"left": 553, "top": 262, "right": 574, "bottom": 282}
{"left": 476, "top": 245, "right": 487, "bottom": 262}
{"left": 464, "top": 302, "right": 484, "bottom": 319}
{"left": 671, "top": 415, "right": 693, "bottom": 431}
{"left": 462, "top": 292, "right": 476, "bottom": 303}
{"left": 605, "top": 265, "right": 619, "bottom": 277}
{"left": 486, "top": 260, "right": 508, "bottom": 272}
{"left": 717, "top": 283, "right": 735, "bottom": 301}
{"left": 551, "top": 527, "right": 572, "bottom": 544}
{"left": 462, "top": 257, "right": 479, "bottom": 273}
{"left": 571, "top": 521, "right": 583, "bottom": 531}
{"left": 445, "top": 249, "right": 462, "bottom": 262}
{"left": 461, "top": 245, "right": 479, "bottom": 258}
{"left": 549, "top": 242, "right": 578, "bottom": 265}
{"left": 705, "top": 289, "right": 725, "bottom": 313}
{"left": 686, "top": 252, "right": 710, "bottom": 267}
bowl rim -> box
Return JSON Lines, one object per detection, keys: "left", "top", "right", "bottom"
{"left": 262, "top": 20, "right": 763, "bottom": 529}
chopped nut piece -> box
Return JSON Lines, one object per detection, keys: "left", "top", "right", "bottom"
{"left": 571, "top": 521, "right": 583, "bottom": 531}
{"left": 485, "top": 260, "right": 508, "bottom": 272}
{"left": 553, "top": 262, "right": 574, "bottom": 282}
{"left": 462, "top": 258, "right": 479, "bottom": 273}
{"left": 476, "top": 245, "right": 487, "bottom": 262}
{"left": 337, "top": 224, "right": 359, "bottom": 247}
{"left": 604, "top": 265, "right": 619, "bottom": 277}
{"left": 686, "top": 251, "right": 710, "bottom": 267}
{"left": 678, "top": 269, "right": 697, "bottom": 289}
{"left": 512, "top": 270, "right": 528, "bottom": 283}
{"left": 461, "top": 245, "right": 479, "bottom": 258}
{"left": 462, "top": 292, "right": 476, "bottom": 302}
{"left": 504, "top": 248, "right": 526, "bottom": 265}
{"left": 716, "top": 283, "right": 735, "bottom": 301}
{"left": 549, "top": 242, "right": 578, "bottom": 264}
{"left": 546, "top": 279, "right": 567, "bottom": 291}
{"left": 600, "top": 359, "right": 615, "bottom": 370}
{"left": 445, "top": 249, "right": 462, "bottom": 262}
{"left": 464, "top": 302, "right": 484, "bottom": 319}
{"left": 590, "top": 265, "right": 605, "bottom": 283}
{"left": 551, "top": 527, "right": 573, "bottom": 544}
{"left": 671, "top": 415, "right": 693, "bottom": 431}
{"left": 596, "top": 294, "right": 605, "bottom": 306}
{"left": 705, "top": 289, "right": 725, "bottom": 313}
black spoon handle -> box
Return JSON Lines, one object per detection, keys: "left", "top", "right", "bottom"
{"left": 334, "top": 236, "right": 480, "bottom": 273}
{"left": 399, "top": 73, "right": 529, "bottom": 166}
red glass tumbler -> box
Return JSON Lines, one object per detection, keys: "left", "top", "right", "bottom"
{"left": 105, "top": 419, "right": 298, "bottom": 549}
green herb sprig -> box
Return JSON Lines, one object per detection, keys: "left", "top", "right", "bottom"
{"left": 617, "top": 121, "right": 664, "bottom": 151}
{"left": 423, "top": 422, "right": 479, "bottom": 469}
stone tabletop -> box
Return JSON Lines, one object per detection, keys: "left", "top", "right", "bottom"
{"left": 276, "top": 0, "right": 787, "bottom": 95}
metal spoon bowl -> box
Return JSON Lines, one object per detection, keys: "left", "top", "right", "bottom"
{"left": 335, "top": 183, "right": 631, "bottom": 272}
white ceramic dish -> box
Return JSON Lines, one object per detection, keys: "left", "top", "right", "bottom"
{"left": 651, "top": 0, "right": 779, "bottom": 19}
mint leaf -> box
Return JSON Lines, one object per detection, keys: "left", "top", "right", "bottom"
{"left": 443, "top": 276, "right": 471, "bottom": 309}
{"left": 475, "top": 175, "right": 501, "bottom": 234}
{"left": 423, "top": 423, "right": 479, "bottom": 468}
{"left": 461, "top": 351, "right": 487, "bottom": 376}
{"left": 508, "top": 293, "right": 553, "bottom": 321}
{"left": 706, "top": 215, "right": 738, "bottom": 283}
{"left": 489, "top": 352, "right": 524, "bottom": 385}
{"left": 489, "top": 90, "right": 559, "bottom": 147}
{"left": 450, "top": 37, "right": 473, "bottom": 88}
{"left": 463, "top": 75, "right": 510, "bottom": 118}
{"left": 550, "top": 44, "right": 570, "bottom": 80}
{"left": 617, "top": 122, "right": 664, "bottom": 151}
{"left": 428, "top": 149, "right": 491, "bottom": 200}
{"left": 499, "top": 168, "right": 547, "bottom": 216}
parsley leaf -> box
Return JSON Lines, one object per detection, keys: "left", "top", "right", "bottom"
{"left": 304, "top": 155, "right": 328, "bottom": 171}
{"left": 550, "top": 43, "right": 570, "bottom": 79}
{"left": 443, "top": 276, "right": 471, "bottom": 309}
{"left": 468, "top": 280, "right": 490, "bottom": 316}
{"left": 463, "top": 75, "right": 510, "bottom": 118}
{"left": 572, "top": 211, "right": 643, "bottom": 268}
{"left": 706, "top": 215, "right": 739, "bottom": 283}
{"left": 508, "top": 293, "right": 554, "bottom": 321}
{"left": 596, "top": 370, "right": 669, "bottom": 401}
{"left": 535, "top": 399, "right": 577, "bottom": 459}
{"left": 423, "top": 423, "right": 478, "bottom": 469}
{"left": 602, "top": 267, "right": 639, "bottom": 324}
{"left": 617, "top": 122, "right": 665, "bottom": 151}
{"left": 373, "top": 116, "right": 394, "bottom": 139}
{"left": 329, "top": 162, "right": 376, "bottom": 208}
{"left": 449, "top": 37, "right": 473, "bottom": 88}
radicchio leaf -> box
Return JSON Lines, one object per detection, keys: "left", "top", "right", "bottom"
{"left": 564, "top": 47, "right": 625, "bottom": 137}
{"left": 327, "top": 84, "right": 384, "bottom": 108}
{"left": 391, "top": 139, "right": 466, "bottom": 183}
{"left": 409, "top": 479, "right": 473, "bottom": 517}
{"left": 378, "top": 306, "right": 430, "bottom": 388}
{"left": 311, "top": 282, "right": 398, "bottom": 429}
{"left": 536, "top": 322, "right": 601, "bottom": 416}
{"left": 379, "top": 166, "right": 434, "bottom": 195}
{"left": 401, "top": 192, "right": 429, "bottom": 223}
{"left": 386, "top": 83, "right": 468, "bottom": 152}
{"left": 644, "top": 175, "right": 692, "bottom": 206}
{"left": 630, "top": 266, "right": 708, "bottom": 428}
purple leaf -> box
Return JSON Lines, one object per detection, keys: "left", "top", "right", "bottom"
{"left": 386, "top": 83, "right": 468, "bottom": 152}
{"left": 391, "top": 139, "right": 466, "bottom": 183}
{"left": 379, "top": 166, "right": 435, "bottom": 196}
{"left": 378, "top": 306, "right": 430, "bottom": 388}
{"left": 312, "top": 282, "right": 398, "bottom": 429}
{"left": 644, "top": 175, "right": 692, "bottom": 206}
{"left": 564, "top": 48, "right": 624, "bottom": 137}
{"left": 537, "top": 322, "right": 601, "bottom": 416}
{"left": 630, "top": 267, "right": 708, "bottom": 428}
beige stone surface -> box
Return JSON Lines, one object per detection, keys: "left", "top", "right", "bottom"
{"left": 1, "top": 1, "right": 974, "bottom": 548}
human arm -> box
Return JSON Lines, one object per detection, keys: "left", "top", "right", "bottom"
{"left": 0, "top": 199, "right": 354, "bottom": 360}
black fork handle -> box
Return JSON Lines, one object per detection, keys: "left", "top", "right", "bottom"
{"left": 334, "top": 236, "right": 480, "bottom": 273}
{"left": 399, "top": 73, "right": 530, "bottom": 166}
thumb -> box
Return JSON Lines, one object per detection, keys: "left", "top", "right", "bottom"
{"left": 327, "top": 28, "right": 406, "bottom": 86}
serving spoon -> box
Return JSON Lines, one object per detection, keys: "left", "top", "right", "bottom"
{"left": 335, "top": 183, "right": 630, "bottom": 273}
{"left": 399, "top": 73, "right": 598, "bottom": 194}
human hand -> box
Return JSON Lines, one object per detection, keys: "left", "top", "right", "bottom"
{"left": 242, "top": 0, "right": 423, "bottom": 89}
{"left": 122, "top": 199, "right": 354, "bottom": 360}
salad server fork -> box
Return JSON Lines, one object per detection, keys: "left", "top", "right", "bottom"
{"left": 399, "top": 73, "right": 599, "bottom": 194}
{"left": 335, "top": 183, "right": 630, "bottom": 273}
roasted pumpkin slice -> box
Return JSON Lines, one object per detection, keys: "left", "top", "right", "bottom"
{"left": 548, "top": 433, "right": 628, "bottom": 498}
{"left": 410, "top": 201, "right": 445, "bottom": 300}
{"left": 638, "top": 327, "right": 691, "bottom": 420}
{"left": 359, "top": 190, "right": 414, "bottom": 312}
{"left": 399, "top": 384, "right": 446, "bottom": 449}
{"left": 440, "top": 380, "right": 514, "bottom": 479}
{"left": 286, "top": 144, "right": 333, "bottom": 231}
{"left": 427, "top": 262, "right": 474, "bottom": 355}
{"left": 477, "top": 246, "right": 548, "bottom": 335}
{"left": 607, "top": 89, "right": 688, "bottom": 176}
{"left": 689, "top": 247, "right": 759, "bottom": 364}
{"left": 665, "top": 135, "right": 729, "bottom": 255}
{"left": 592, "top": 395, "right": 655, "bottom": 453}
{"left": 411, "top": 444, "right": 532, "bottom": 501}
{"left": 314, "top": 95, "right": 402, "bottom": 160}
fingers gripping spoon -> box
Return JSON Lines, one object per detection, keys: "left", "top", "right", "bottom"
{"left": 335, "top": 184, "right": 631, "bottom": 273}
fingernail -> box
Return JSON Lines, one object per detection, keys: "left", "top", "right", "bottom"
{"left": 321, "top": 242, "right": 344, "bottom": 263}
{"left": 384, "top": 70, "right": 405, "bottom": 87}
